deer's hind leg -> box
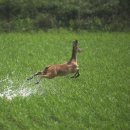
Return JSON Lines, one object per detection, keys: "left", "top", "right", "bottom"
{"left": 27, "top": 71, "right": 42, "bottom": 81}
{"left": 35, "top": 74, "right": 53, "bottom": 84}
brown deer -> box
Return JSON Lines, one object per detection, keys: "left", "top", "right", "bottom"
{"left": 27, "top": 40, "right": 81, "bottom": 84}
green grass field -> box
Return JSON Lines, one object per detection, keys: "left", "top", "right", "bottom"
{"left": 0, "top": 30, "right": 130, "bottom": 130}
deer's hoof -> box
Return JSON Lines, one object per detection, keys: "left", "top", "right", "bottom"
{"left": 27, "top": 77, "right": 33, "bottom": 80}
{"left": 35, "top": 81, "right": 40, "bottom": 85}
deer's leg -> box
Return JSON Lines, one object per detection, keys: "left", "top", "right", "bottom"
{"left": 27, "top": 71, "right": 42, "bottom": 80}
{"left": 35, "top": 77, "right": 42, "bottom": 84}
{"left": 35, "top": 74, "right": 53, "bottom": 84}
{"left": 71, "top": 74, "right": 76, "bottom": 78}
{"left": 71, "top": 69, "right": 80, "bottom": 78}
{"left": 75, "top": 70, "right": 80, "bottom": 78}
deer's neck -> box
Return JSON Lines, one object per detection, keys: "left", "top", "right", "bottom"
{"left": 68, "top": 47, "right": 77, "bottom": 64}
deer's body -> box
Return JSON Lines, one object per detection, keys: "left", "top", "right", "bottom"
{"left": 41, "top": 61, "right": 79, "bottom": 78}
{"left": 27, "top": 40, "right": 81, "bottom": 84}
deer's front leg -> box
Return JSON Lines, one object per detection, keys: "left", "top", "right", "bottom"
{"left": 75, "top": 70, "right": 80, "bottom": 78}
{"left": 71, "top": 69, "right": 80, "bottom": 78}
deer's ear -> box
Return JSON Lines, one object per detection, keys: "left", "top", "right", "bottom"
{"left": 75, "top": 40, "right": 78, "bottom": 43}
{"left": 73, "top": 40, "right": 78, "bottom": 43}
{"left": 72, "top": 40, "right": 78, "bottom": 44}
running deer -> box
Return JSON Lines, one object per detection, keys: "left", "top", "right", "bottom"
{"left": 27, "top": 40, "right": 81, "bottom": 84}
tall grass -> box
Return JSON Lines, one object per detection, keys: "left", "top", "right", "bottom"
{"left": 0, "top": 30, "right": 130, "bottom": 130}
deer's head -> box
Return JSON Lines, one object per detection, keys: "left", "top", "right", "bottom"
{"left": 72, "top": 40, "right": 82, "bottom": 53}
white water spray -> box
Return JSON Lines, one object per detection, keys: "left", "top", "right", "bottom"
{"left": 0, "top": 75, "right": 43, "bottom": 100}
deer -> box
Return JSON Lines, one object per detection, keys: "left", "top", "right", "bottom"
{"left": 27, "top": 40, "right": 81, "bottom": 84}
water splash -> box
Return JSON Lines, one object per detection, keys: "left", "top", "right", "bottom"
{"left": 0, "top": 76, "right": 43, "bottom": 100}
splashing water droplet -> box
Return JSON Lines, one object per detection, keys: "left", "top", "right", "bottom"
{"left": 0, "top": 76, "right": 44, "bottom": 100}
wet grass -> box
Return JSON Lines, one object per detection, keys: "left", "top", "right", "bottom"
{"left": 0, "top": 30, "right": 130, "bottom": 130}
